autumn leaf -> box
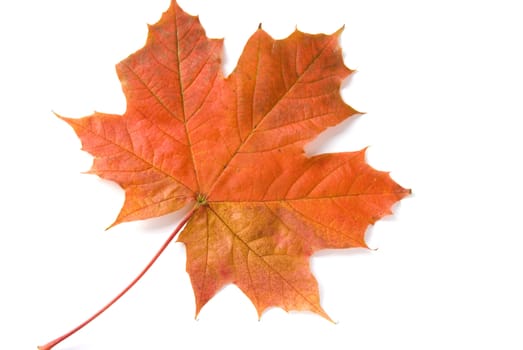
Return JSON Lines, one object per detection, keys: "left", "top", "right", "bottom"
{"left": 40, "top": 0, "right": 409, "bottom": 348}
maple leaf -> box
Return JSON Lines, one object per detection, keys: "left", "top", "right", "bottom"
{"left": 40, "top": 1, "right": 409, "bottom": 348}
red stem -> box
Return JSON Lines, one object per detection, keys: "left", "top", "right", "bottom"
{"left": 37, "top": 207, "right": 196, "bottom": 350}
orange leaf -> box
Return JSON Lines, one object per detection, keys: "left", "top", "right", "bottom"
{"left": 60, "top": 0, "right": 409, "bottom": 321}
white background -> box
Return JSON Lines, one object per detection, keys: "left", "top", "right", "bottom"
{"left": 1, "top": 0, "right": 522, "bottom": 349}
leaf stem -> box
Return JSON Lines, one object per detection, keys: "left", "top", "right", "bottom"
{"left": 37, "top": 207, "right": 196, "bottom": 350}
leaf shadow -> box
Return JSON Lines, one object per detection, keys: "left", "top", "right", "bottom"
{"left": 340, "top": 67, "right": 359, "bottom": 92}
{"left": 310, "top": 198, "right": 410, "bottom": 308}
{"left": 134, "top": 203, "right": 194, "bottom": 234}
{"left": 58, "top": 346, "right": 90, "bottom": 350}
{"left": 303, "top": 69, "right": 363, "bottom": 156}
{"left": 304, "top": 111, "right": 364, "bottom": 157}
